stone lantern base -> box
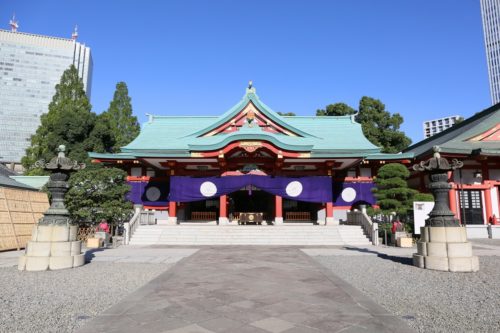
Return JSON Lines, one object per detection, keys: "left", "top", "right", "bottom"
{"left": 18, "top": 225, "right": 84, "bottom": 271}
{"left": 413, "top": 226, "right": 479, "bottom": 272}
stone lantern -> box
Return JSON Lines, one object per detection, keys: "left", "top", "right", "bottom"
{"left": 18, "top": 145, "right": 86, "bottom": 271}
{"left": 412, "top": 146, "right": 479, "bottom": 272}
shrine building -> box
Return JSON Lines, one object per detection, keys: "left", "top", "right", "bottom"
{"left": 89, "top": 83, "right": 412, "bottom": 225}
{"left": 404, "top": 103, "right": 500, "bottom": 237}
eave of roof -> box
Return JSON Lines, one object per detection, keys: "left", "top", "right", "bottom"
{"left": 403, "top": 102, "right": 500, "bottom": 158}
{"left": 365, "top": 152, "right": 415, "bottom": 160}
{"left": 90, "top": 85, "right": 388, "bottom": 160}
{"left": 0, "top": 174, "right": 37, "bottom": 190}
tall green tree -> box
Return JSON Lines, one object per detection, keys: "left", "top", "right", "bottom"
{"left": 277, "top": 112, "right": 296, "bottom": 116}
{"left": 372, "top": 163, "right": 418, "bottom": 218}
{"left": 102, "top": 82, "right": 140, "bottom": 152}
{"left": 316, "top": 103, "right": 356, "bottom": 116}
{"left": 22, "top": 65, "right": 97, "bottom": 174}
{"left": 66, "top": 167, "right": 132, "bottom": 225}
{"left": 316, "top": 97, "right": 411, "bottom": 153}
{"left": 357, "top": 97, "right": 411, "bottom": 153}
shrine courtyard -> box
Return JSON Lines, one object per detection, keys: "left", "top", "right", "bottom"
{"left": 1, "top": 241, "right": 500, "bottom": 333}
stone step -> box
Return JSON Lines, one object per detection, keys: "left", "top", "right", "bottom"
{"left": 128, "top": 224, "right": 371, "bottom": 246}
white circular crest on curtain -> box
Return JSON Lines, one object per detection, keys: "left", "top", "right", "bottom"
{"left": 145, "top": 186, "right": 161, "bottom": 201}
{"left": 200, "top": 181, "right": 217, "bottom": 197}
{"left": 341, "top": 187, "right": 357, "bottom": 202}
{"left": 286, "top": 181, "right": 303, "bottom": 197}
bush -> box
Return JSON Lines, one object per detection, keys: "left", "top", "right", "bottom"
{"left": 66, "top": 167, "right": 132, "bottom": 225}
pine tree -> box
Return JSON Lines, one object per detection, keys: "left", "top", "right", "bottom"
{"left": 372, "top": 163, "right": 418, "bottom": 218}
{"left": 357, "top": 97, "right": 411, "bottom": 153}
{"left": 315, "top": 97, "right": 411, "bottom": 153}
{"left": 22, "top": 65, "right": 96, "bottom": 174}
{"left": 102, "top": 82, "right": 140, "bottom": 152}
{"left": 316, "top": 103, "right": 356, "bottom": 116}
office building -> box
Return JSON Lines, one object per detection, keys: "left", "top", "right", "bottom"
{"left": 423, "top": 116, "right": 462, "bottom": 138}
{"left": 0, "top": 21, "right": 92, "bottom": 168}
{"left": 481, "top": 0, "right": 500, "bottom": 104}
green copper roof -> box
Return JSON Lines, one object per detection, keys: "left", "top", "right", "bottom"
{"left": 91, "top": 85, "right": 387, "bottom": 159}
{"left": 404, "top": 103, "right": 500, "bottom": 157}
{"left": 9, "top": 176, "right": 49, "bottom": 190}
{"left": 365, "top": 152, "right": 415, "bottom": 160}
{"left": 0, "top": 174, "right": 37, "bottom": 190}
{"left": 185, "top": 86, "right": 316, "bottom": 138}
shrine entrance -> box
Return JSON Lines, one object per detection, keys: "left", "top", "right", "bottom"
{"left": 167, "top": 175, "right": 335, "bottom": 225}
{"left": 184, "top": 199, "right": 219, "bottom": 222}
{"left": 283, "top": 199, "right": 320, "bottom": 223}
{"left": 229, "top": 188, "right": 274, "bottom": 223}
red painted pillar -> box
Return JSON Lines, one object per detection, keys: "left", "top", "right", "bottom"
{"left": 449, "top": 183, "right": 458, "bottom": 218}
{"left": 169, "top": 201, "right": 177, "bottom": 217}
{"left": 220, "top": 195, "right": 227, "bottom": 218}
{"left": 326, "top": 202, "right": 334, "bottom": 225}
{"left": 168, "top": 201, "right": 177, "bottom": 224}
{"left": 275, "top": 195, "right": 283, "bottom": 224}
{"left": 218, "top": 195, "right": 229, "bottom": 224}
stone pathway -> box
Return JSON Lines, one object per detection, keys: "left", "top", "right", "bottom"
{"left": 0, "top": 246, "right": 198, "bottom": 267}
{"left": 77, "top": 246, "right": 414, "bottom": 333}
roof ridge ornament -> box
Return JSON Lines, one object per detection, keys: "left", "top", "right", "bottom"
{"left": 245, "top": 80, "right": 257, "bottom": 96}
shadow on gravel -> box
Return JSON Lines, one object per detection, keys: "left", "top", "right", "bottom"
{"left": 84, "top": 248, "right": 106, "bottom": 263}
{"left": 343, "top": 247, "right": 413, "bottom": 266}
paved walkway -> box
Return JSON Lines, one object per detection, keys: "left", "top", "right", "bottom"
{"left": 77, "top": 246, "right": 414, "bottom": 333}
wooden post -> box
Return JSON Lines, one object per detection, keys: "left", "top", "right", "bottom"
{"left": 219, "top": 195, "right": 227, "bottom": 218}
{"left": 275, "top": 195, "right": 283, "bottom": 224}
{"left": 326, "top": 202, "right": 335, "bottom": 225}
{"left": 218, "top": 195, "right": 229, "bottom": 225}
{"left": 168, "top": 201, "right": 177, "bottom": 224}
{"left": 449, "top": 184, "right": 458, "bottom": 218}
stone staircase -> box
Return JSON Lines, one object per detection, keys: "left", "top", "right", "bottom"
{"left": 128, "top": 224, "right": 371, "bottom": 246}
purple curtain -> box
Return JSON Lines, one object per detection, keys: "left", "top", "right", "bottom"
{"left": 127, "top": 181, "right": 169, "bottom": 207}
{"left": 332, "top": 182, "right": 376, "bottom": 206}
{"left": 169, "top": 175, "right": 332, "bottom": 203}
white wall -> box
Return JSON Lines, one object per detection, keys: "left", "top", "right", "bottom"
{"left": 491, "top": 187, "right": 499, "bottom": 218}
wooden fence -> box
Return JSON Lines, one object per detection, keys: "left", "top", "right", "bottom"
{"left": 191, "top": 211, "right": 217, "bottom": 221}
{"left": 0, "top": 187, "right": 49, "bottom": 251}
{"left": 285, "top": 212, "right": 311, "bottom": 221}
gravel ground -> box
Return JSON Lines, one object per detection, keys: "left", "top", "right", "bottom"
{"left": 313, "top": 253, "right": 500, "bottom": 333}
{"left": 0, "top": 262, "right": 171, "bottom": 333}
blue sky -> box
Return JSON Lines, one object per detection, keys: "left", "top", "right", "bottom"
{"left": 0, "top": 0, "right": 490, "bottom": 144}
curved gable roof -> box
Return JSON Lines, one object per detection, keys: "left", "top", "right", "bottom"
{"left": 95, "top": 84, "right": 381, "bottom": 159}
{"left": 404, "top": 103, "right": 500, "bottom": 157}
{"left": 185, "top": 86, "right": 316, "bottom": 138}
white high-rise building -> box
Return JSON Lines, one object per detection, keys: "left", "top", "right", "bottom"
{"left": 423, "top": 116, "right": 462, "bottom": 138}
{"left": 0, "top": 23, "right": 92, "bottom": 168}
{"left": 481, "top": 0, "right": 500, "bottom": 104}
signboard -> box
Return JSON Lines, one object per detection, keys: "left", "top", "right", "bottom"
{"left": 413, "top": 201, "right": 434, "bottom": 234}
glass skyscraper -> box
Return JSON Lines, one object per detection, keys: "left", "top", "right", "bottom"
{"left": 481, "top": 0, "right": 500, "bottom": 104}
{"left": 0, "top": 29, "right": 92, "bottom": 167}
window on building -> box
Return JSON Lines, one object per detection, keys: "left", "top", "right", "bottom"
{"left": 130, "top": 167, "right": 142, "bottom": 177}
